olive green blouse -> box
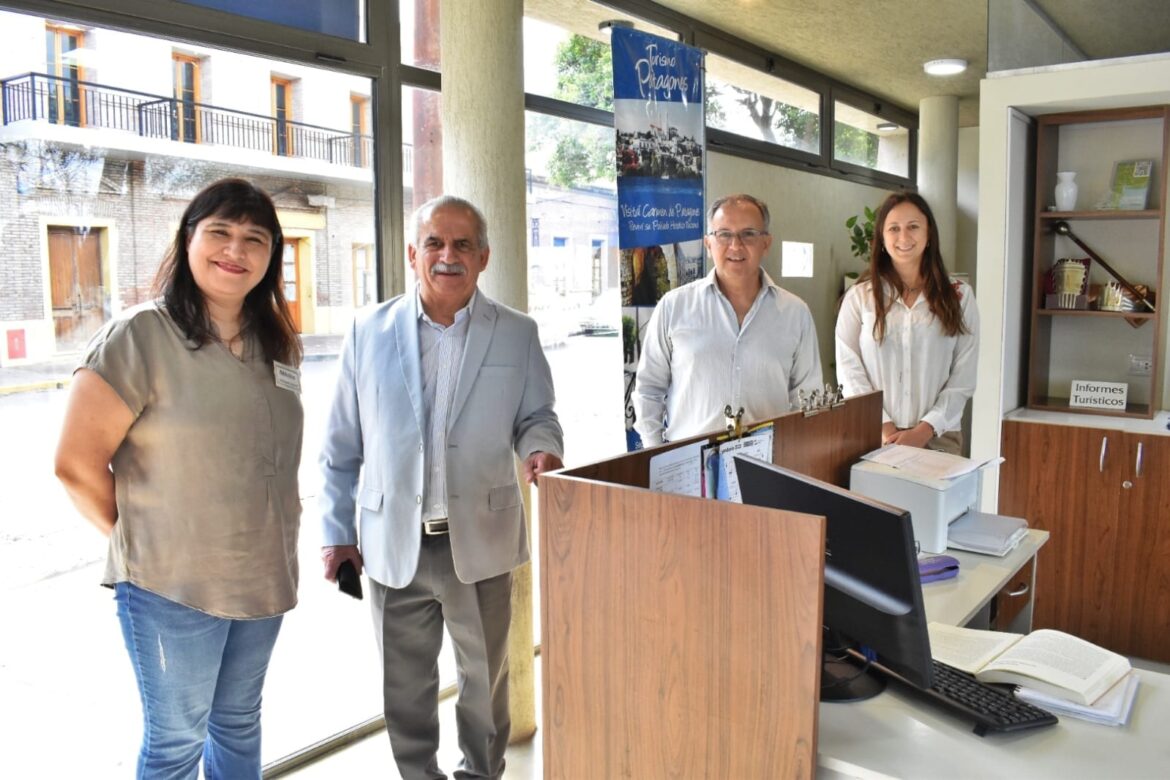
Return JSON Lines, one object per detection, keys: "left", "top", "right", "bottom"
{"left": 83, "top": 302, "right": 303, "bottom": 619}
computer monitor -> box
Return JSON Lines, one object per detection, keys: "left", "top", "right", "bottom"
{"left": 734, "top": 455, "right": 933, "bottom": 701}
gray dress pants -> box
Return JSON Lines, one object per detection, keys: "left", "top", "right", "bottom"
{"left": 369, "top": 533, "right": 512, "bottom": 780}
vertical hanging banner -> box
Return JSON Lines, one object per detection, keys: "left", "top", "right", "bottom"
{"left": 613, "top": 27, "right": 705, "bottom": 246}
{"left": 612, "top": 27, "right": 706, "bottom": 450}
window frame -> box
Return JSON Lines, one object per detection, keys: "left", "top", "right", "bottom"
{"left": 595, "top": 0, "right": 919, "bottom": 190}
{"left": 45, "top": 22, "right": 86, "bottom": 126}
{"left": 828, "top": 84, "right": 918, "bottom": 187}
{"left": 270, "top": 75, "right": 295, "bottom": 156}
{"left": 6, "top": 1, "right": 921, "bottom": 772}
{"left": 10, "top": 0, "right": 406, "bottom": 299}
{"left": 350, "top": 93, "right": 370, "bottom": 167}
{"left": 172, "top": 52, "right": 203, "bottom": 143}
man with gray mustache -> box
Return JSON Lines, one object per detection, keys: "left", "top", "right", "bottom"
{"left": 319, "top": 195, "right": 564, "bottom": 779}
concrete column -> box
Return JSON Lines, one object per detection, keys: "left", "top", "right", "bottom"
{"left": 441, "top": 0, "right": 527, "bottom": 309}
{"left": 439, "top": 0, "right": 536, "bottom": 743}
{"left": 917, "top": 95, "right": 959, "bottom": 265}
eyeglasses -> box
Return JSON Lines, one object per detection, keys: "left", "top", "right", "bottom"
{"left": 707, "top": 229, "right": 769, "bottom": 246}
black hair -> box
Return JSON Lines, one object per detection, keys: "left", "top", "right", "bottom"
{"left": 152, "top": 178, "right": 302, "bottom": 364}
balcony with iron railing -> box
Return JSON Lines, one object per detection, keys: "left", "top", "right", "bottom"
{"left": 0, "top": 72, "right": 374, "bottom": 170}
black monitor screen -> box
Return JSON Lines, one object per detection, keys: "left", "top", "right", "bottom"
{"left": 734, "top": 455, "right": 933, "bottom": 695}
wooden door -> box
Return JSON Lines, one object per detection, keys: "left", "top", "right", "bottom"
{"left": 48, "top": 227, "right": 104, "bottom": 350}
{"left": 173, "top": 55, "right": 202, "bottom": 143}
{"left": 1111, "top": 433, "right": 1170, "bottom": 661}
{"left": 999, "top": 421, "right": 1124, "bottom": 648}
{"left": 46, "top": 25, "right": 85, "bottom": 127}
{"left": 282, "top": 239, "right": 302, "bottom": 332}
{"left": 271, "top": 78, "right": 294, "bottom": 157}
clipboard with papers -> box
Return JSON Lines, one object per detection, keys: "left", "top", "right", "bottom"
{"left": 647, "top": 422, "right": 774, "bottom": 500}
{"left": 646, "top": 389, "right": 866, "bottom": 499}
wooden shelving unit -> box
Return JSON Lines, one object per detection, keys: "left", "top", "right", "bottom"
{"left": 1026, "top": 105, "right": 1170, "bottom": 419}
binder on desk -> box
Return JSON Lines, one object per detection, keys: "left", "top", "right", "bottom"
{"left": 947, "top": 511, "right": 1029, "bottom": 557}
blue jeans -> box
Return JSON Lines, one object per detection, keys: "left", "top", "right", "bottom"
{"left": 115, "top": 583, "right": 283, "bottom": 780}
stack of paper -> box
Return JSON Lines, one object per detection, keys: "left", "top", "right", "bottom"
{"left": 947, "top": 510, "right": 1028, "bottom": 557}
{"left": 1015, "top": 671, "right": 1140, "bottom": 726}
{"left": 860, "top": 444, "right": 1001, "bottom": 481}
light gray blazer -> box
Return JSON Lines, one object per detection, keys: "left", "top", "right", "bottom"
{"left": 319, "top": 290, "right": 563, "bottom": 587}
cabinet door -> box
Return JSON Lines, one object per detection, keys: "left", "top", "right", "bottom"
{"left": 989, "top": 556, "right": 1035, "bottom": 634}
{"left": 1112, "top": 434, "right": 1170, "bottom": 662}
{"left": 1000, "top": 421, "right": 1124, "bottom": 646}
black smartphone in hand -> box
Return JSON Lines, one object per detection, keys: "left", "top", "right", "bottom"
{"left": 336, "top": 559, "right": 363, "bottom": 600}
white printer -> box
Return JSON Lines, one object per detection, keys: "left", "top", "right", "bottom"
{"left": 849, "top": 460, "right": 980, "bottom": 554}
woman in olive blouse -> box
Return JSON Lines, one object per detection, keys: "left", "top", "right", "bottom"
{"left": 55, "top": 178, "right": 303, "bottom": 779}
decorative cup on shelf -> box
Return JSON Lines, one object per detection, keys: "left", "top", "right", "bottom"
{"left": 1055, "top": 171, "right": 1078, "bottom": 211}
{"left": 1100, "top": 281, "right": 1125, "bottom": 311}
{"left": 1052, "top": 258, "right": 1087, "bottom": 308}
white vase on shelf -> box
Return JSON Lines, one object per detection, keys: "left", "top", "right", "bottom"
{"left": 1055, "top": 171, "right": 1078, "bottom": 211}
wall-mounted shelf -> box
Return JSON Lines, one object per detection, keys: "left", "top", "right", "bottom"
{"left": 1037, "top": 210, "right": 1160, "bottom": 221}
{"left": 1026, "top": 105, "right": 1169, "bottom": 420}
{"left": 1036, "top": 309, "right": 1155, "bottom": 320}
{"left": 1026, "top": 397, "right": 1152, "bottom": 417}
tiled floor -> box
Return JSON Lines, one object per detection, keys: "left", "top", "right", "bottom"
{"left": 280, "top": 659, "right": 543, "bottom": 779}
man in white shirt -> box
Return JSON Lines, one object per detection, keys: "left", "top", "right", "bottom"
{"left": 632, "top": 193, "right": 824, "bottom": 446}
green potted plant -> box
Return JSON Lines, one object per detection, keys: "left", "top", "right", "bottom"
{"left": 844, "top": 205, "right": 876, "bottom": 291}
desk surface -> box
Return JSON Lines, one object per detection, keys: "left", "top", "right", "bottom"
{"left": 819, "top": 528, "right": 1170, "bottom": 778}
{"left": 818, "top": 666, "right": 1170, "bottom": 779}
{"left": 922, "top": 529, "right": 1048, "bottom": 627}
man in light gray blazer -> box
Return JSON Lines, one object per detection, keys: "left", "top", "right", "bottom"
{"left": 319, "top": 195, "right": 564, "bottom": 780}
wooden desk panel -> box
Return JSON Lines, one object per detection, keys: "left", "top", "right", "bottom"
{"left": 540, "top": 475, "right": 825, "bottom": 779}
{"left": 541, "top": 392, "right": 883, "bottom": 778}
{"left": 771, "top": 392, "right": 882, "bottom": 488}
{"left": 561, "top": 390, "right": 883, "bottom": 490}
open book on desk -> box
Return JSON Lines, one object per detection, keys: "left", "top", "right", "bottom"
{"left": 928, "top": 622, "right": 1132, "bottom": 706}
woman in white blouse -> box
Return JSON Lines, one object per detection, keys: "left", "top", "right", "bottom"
{"left": 835, "top": 192, "right": 979, "bottom": 455}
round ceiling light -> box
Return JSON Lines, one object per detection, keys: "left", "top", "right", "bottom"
{"left": 923, "top": 58, "right": 968, "bottom": 76}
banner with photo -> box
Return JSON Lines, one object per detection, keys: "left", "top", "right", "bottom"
{"left": 611, "top": 27, "right": 706, "bottom": 450}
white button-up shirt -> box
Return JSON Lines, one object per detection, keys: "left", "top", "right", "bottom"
{"left": 633, "top": 269, "right": 824, "bottom": 445}
{"left": 418, "top": 288, "right": 474, "bottom": 521}
{"left": 835, "top": 278, "right": 979, "bottom": 434}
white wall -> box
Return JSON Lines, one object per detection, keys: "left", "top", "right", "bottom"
{"left": 89, "top": 31, "right": 173, "bottom": 96}
{"left": 974, "top": 53, "right": 1170, "bottom": 508}
{"left": 0, "top": 11, "right": 43, "bottom": 76}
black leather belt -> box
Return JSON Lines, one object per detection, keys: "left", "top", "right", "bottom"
{"left": 423, "top": 518, "right": 449, "bottom": 536}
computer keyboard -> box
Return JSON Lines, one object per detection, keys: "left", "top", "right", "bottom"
{"left": 914, "top": 659, "right": 1060, "bottom": 736}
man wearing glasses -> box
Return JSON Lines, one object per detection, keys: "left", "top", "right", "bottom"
{"left": 633, "top": 193, "right": 823, "bottom": 446}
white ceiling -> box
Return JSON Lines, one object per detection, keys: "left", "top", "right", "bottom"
{"left": 529, "top": 0, "right": 1170, "bottom": 127}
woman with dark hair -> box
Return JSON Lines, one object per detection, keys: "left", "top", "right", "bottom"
{"left": 55, "top": 178, "right": 303, "bottom": 778}
{"left": 835, "top": 191, "right": 979, "bottom": 454}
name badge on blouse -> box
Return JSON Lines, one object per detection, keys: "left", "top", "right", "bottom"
{"left": 274, "top": 361, "right": 301, "bottom": 394}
